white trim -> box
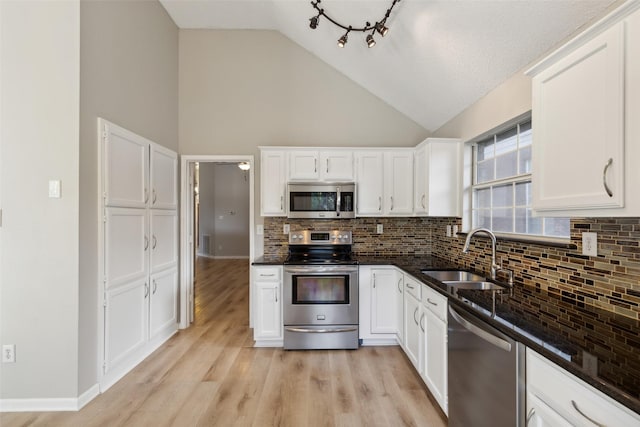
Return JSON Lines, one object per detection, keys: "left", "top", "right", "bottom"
{"left": 179, "top": 155, "right": 255, "bottom": 330}
{"left": 0, "top": 384, "right": 99, "bottom": 412}
{"left": 526, "top": 0, "right": 640, "bottom": 76}
{"left": 360, "top": 339, "right": 399, "bottom": 346}
{"left": 253, "top": 340, "right": 284, "bottom": 347}
{"left": 197, "top": 254, "right": 250, "bottom": 260}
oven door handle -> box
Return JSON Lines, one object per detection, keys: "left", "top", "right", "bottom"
{"left": 285, "top": 326, "right": 358, "bottom": 334}
{"left": 284, "top": 266, "right": 358, "bottom": 274}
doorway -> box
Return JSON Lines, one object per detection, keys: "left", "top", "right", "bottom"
{"left": 179, "top": 155, "right": 255, "bottom": 329}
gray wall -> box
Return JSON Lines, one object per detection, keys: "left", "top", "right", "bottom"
{"left": 1, "top": 0, "right": 81, "bottom": 399}
{"left": 79, "top": 0, "right": 178, "bottom": 394}
{"left": 198, "top": 164, "right": 250, "bottom": 258}
{"left": 179, "top": 29, "right": 430, "bottom": 257}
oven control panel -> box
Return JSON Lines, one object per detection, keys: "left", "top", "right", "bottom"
{"left": 289, "top": 230, "right": 352, "bottom": 245}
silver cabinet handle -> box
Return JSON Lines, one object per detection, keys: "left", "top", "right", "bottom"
{"left": 285, "top": 326, "right": 357, "bottom": 334}
{"left": 526, "top": 408, "right": 535, "bottom": 426}
{"left": 326, "top": 159, "right": 329, "bottom": 174}
{"left": 152, "top": 279, "right": 157, "bottom": 294}
{"left": 397, "top": 278, "right": 402, "bottom": 293}
{"left": 390, "top": 196, "right": 394, "bottom": 211}
{"left": 571, "top": 400, "right": 606, "bottom": 427}
{"left": 152, "top": 235, "right": 157, "bottom": 249}
{"left": 372, "top": 273, "right": 376, "bottom": 288}
{"left": 427, "top": 298, "right": 438, "bottom": 307}
{"left": 421, "top": 194, "right": 426, "bottom": 209}
{"left": 144, "top": 282, "right": 149, "bottom": 298}
{"left": 413, "top": 307, "right": 419, "bottom": 325}
{"left": 419, "top": 312, "right": 425, "bottom": 332}
{"left": 152, "top": 189, "right": 157, "bottom": 204}
{"left": 280, "top": 195, "right": 284, "bottom": 211}
{"left": 406, "top": 283, "right": 415, "bottom": 289}
{"left": 144, "top": 235, "right": 149, "bottom": 251}
{"left": 378, "top": 196, "right": 382, "bottom": 212}
{"left": 260, "top": 273, "right": 276, "bottom": 277}
{"left": 314, "top": 158, "right": 317, "bottom": 173}
{"left": 275, "top": 288, "right": 278, "bottom": 303}
{"left": 603, "top": 158, "right": 613, "bottom": 197}
{"left": 144, "top": 188, "right": 149, "bottom": 204}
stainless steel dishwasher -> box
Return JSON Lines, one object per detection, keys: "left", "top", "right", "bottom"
{"left": 448, "top": 305, "right": 525, "bottom": 427}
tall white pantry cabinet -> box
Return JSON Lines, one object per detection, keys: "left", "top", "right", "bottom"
{"left": 99, "top": 119, "right": 179, "bottom": 389}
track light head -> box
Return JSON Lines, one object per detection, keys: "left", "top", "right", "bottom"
{"left": 337, "top": 32, "right": 348, "bottom": 48}
{"left": 376, "top": 22, "right": 389, "bottom": 36}
{"left": 309, "top": 15, "right": 319, "bottom": 29}
{"left": 366, "top": 34, "right": 376, "bottom": 48}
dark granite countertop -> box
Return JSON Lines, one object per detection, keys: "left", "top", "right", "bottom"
{"left": 366, "top": 255, "right": 640, "bottom": 415}
{"left": 252, "top": 255, "right": 288, "bottom": 265}
{"left": 253, "top": 253, "right": 640, "bottom": 413}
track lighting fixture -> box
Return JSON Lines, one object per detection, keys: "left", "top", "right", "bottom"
{"left": 309, "top": 0, "right": 401, "bottom": 48}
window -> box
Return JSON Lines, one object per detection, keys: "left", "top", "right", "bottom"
{"left": 471, "top": 119, "right": 570, "bottom": 239}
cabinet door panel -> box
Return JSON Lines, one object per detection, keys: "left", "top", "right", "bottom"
{"left": 105, "top": 208, "right": 148, "bottom": 288}
{"left": 384, "top": 152, "right": 414, "bottom": 215}
{"left": 103, "top": 121, "right": 149, "bottom": 208}
{"left": 533, "top": 23, "right": 625, "bottom": 212}
{"left": 423, "top": 309, "right": 448, "bottom": 415}
{"left": 289, "top": 150, "right": 320, "bottom": 181}
{"left": 321, "top": 151, "right": 354, "bottom": 181}
{"left": 355, "top": 151, "right": 384, "bottom": 215}
{"left": 255, "top": 282, "right": 282, "bottom": 339}
{"left": 105, "top": 279, "right": 148, "bottom": 370}
{"left": 404, "top": 293, "right": 421, "bottom": 371}
{"left": 150, "top": 145, "right": 178, "bottom": 209}
{"left": 149, "top": 268, "right": 178, "bottom": 339}
{"left": 371, "top": 269, "right": 398, "bottom": 334}
{"left": 150, "top": 210, "right": 178, "bottom": 273}
{"left": 261, "top": 151, "right": 286, "bottom": 216}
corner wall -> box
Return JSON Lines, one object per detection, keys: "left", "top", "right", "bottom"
{"left": 0, "top": 0, "right": 80, "bottom": 399}
{"left": 78, "top": 0, "right": 178, "bottom": 395}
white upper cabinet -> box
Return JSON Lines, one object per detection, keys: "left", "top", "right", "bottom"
{"left": 150, "top": 210, "right": 178, "bottom": 274}
{"left": 355, "top": 151, "right": 384, "bottom": 215}
{"left": 103, "top": 121, "right": 149, "bottom": 208}
{"left": 289, "top": 149, "right": 354, "bottom": 182}
{"left": 150, "top": 145, "right": 178, "bottom": 210}
{"left": 528, "top": 4, "right": 640, "bottom": 216}
{"left": 384, "top": 151, "right": 414, "bottom": 215}
{"left": 260, "top": 149, "right": 287, "bottom": 216}
{"left": 414, "top": 138, "right": 462, "bottom": 217}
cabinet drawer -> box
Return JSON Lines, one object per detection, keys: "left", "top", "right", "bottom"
{"left": 254, "top": 267, "right": 281, "bottom": 281}
{"left": 422, "top": 285, "right": 447, "bottom": 322}
{"left": 527, "top": 350, "right": 640, "bottom": 427}
{"left": 404, "top": 276, "right": 422, "bottom": 300}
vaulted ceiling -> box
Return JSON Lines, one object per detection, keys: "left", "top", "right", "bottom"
{"left": 160, "top": 0, "right": 616, "bottom": 132}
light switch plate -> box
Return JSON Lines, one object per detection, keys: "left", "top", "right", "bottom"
{"left": 582, "top": 232, "right": 598, "bottom": 257}
{"left": 283, "top": 224, "right": 290, "bottom": 234}
{"left": 256, "top": 225, "right": 264, "bottom": 235}
{"left": 376, "top": 224, "right": 383, "bottom": 234}
{"left": 446, "top": 225, "right": 452, "bottom": 237}
{"left": 48, "top": 180, "right": 61, "bottom": 198}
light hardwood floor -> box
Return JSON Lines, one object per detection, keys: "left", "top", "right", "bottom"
{"left": 1, "top": 258, "right": 447, "bottom": 427}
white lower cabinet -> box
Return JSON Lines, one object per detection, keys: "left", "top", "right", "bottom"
{"left": 403, "top": 276, "right": 422, "bottom": 371}
{"left": 371, "top": 269, "right": 400, "bottom": 334}
{"left": 149, "top": 268, "right": 179, "bottom": 340}
{"left": 421, "top": 285, "right": 448, "bottom": 415}
{"left": 526, "top": 349, "right": 640, "bottom": 427}
{"left": 253, "top": 266, "right": 283, "bottom": 345}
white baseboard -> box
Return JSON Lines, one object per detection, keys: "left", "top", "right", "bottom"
{"left": 196, "top": 254, "right": 249, "bottom": 260}
{"left": 0, "top": 383, "right": 100, "bottom": 412}
{"left": 253, "top": 339, "right": 284, "bottom": 347}
{"left": 360, "top": 338, "right": 399, "bottom": 346}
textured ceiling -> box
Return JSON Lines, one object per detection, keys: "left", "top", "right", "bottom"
{"left": 160, "top": 0, "right": 616, "bottom": 132}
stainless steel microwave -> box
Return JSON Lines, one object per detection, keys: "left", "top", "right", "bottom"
{"left": 286, "top": 183, "right": 355, "bottom": 219}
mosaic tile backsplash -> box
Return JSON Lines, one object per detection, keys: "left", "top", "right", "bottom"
{"left": 264, "top": 217, "right": 640, "bottom": 320}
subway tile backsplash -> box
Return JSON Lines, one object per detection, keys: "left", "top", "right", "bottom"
{"left": 264, "top": 217, "right": 640, "bottom": 320}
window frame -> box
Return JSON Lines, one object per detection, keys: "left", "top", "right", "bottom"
{"left": 464, "top": 113, "right": 571, "bottom": 244}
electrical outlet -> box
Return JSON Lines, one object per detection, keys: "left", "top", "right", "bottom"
{"left": 283, "top": 224, "right": 290, "bottom": 234}
{"left": 2, "top": 344, "right": 15, "bottom": 363}
{"left": 48, "top": 180, "right": 61, "bottom": 198}
{"left": 582, "top": 351, "right": 598, "bottom": 376}
{"left": 453, "top": 225, "right": 459, "bottom": 235}
{"left": 446, "top": 225, "right": 452, "bottom": 237}
{"left": 582, "top": 232, "right": 598, "bottom": 257}
{"left": 376, "top": 224, "right": 383, "bottom": 234}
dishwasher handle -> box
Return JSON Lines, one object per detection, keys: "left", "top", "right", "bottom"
{"left": 449, "top": 306, "right": 512, "bottom": 352}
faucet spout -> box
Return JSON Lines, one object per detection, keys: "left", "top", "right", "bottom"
{"left": 462, "top": 228, "right": 499, "bottom": 280}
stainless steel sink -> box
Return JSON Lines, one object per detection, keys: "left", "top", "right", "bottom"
{"left": 444, "top": 281, "right": 506, "bottom": 291}
{"left": 422, "top": 270, "right": 486, "bottom": 282}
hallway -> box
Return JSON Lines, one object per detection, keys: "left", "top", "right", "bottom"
{"left": 1, "top": 258, "right": 446, "bottom": 426}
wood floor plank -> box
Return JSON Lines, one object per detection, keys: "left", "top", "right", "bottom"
{"left": 0, "top": 258, "right": 447, "bottom": 427}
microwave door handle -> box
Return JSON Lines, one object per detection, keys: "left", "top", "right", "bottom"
{"left": 336, "top": 187, "right": 341, "bottom": 216}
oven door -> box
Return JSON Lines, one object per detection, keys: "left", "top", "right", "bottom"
{"left": 283, "top": 265, "right": 358, "bottom": 326}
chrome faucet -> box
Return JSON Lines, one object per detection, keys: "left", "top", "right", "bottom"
{"left": 462, "top": 228, "right": 514, "bottom": 286}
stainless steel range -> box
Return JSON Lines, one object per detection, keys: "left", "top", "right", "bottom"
{"left": 283, "top": 230, "right": 359, "bottom": 350}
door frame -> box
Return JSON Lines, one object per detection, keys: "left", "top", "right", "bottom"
{"left": 179, "top": 155, "right": 255, "bottom": 329}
